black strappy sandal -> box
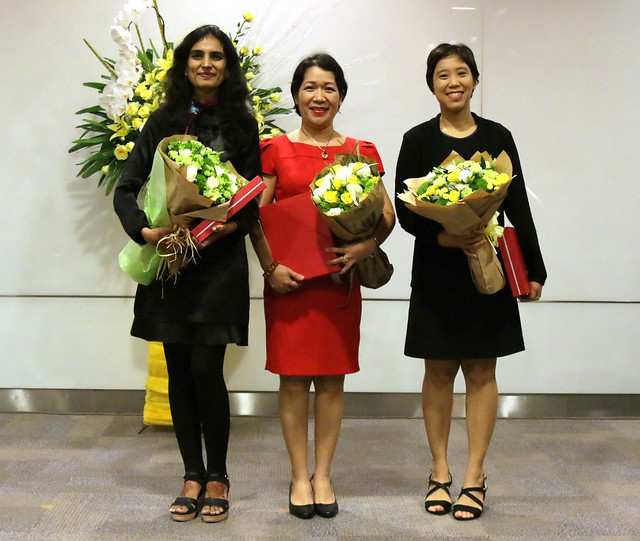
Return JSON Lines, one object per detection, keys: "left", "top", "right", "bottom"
{"left": 453, "top": 476, "right": 487, "bottom": 520}
{"left": 170, "top": 472, "right": 204, "bottom": 522}
{"left": 424, "top": 472, "right": 452, "bottom": 515}
{"left": 201, "top": 473, "right": 230, "bottom": 523}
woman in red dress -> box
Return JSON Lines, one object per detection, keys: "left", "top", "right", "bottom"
{"left": 251, "top": 53, "right": 395, "bottom": 518}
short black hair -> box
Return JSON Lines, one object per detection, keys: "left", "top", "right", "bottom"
{"left": 290, "top": 53, "right": 348, "bottom": 115}
{"left": 426, "top": 43, "right": 480, "bottom": 92}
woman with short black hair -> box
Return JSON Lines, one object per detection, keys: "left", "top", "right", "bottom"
{"left": 395, "top": 42, "right": 546, "bottom": 520}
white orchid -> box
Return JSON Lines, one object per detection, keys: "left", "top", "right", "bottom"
{"left": 114, "top": 0, "right": 152, "bottom": 27}
{"left": 110, "top": 25, "right": 131, "bottom": 45}
{"left": 124, "top": 0, "right": 153, "bottom": 22}
{"left": 326, "top": 207, "right": 343, "bottom": 216}
{"left": 99, "top": 82, "right": 132, "bottom": 118}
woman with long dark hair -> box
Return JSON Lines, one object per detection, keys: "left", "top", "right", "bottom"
{"left": 395, "top": 43, "right": 546, "bottom": 520}
{"left": 113, "top": 25, "right": 260, "bottom": 523}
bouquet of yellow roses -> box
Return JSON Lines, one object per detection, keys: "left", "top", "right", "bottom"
{"left": 309, "top": 143, "right": 393, "bottom": 289}
{"left": 398, "top": 150, "right": 513, "bottom": 294}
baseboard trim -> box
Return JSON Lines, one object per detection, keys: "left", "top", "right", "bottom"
{"left": 0, "top": 389, "right": 638, "bottom": 419}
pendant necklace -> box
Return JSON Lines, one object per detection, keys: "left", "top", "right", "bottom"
{"left": 301, "top": 127, "right": 334, "bottom": 159}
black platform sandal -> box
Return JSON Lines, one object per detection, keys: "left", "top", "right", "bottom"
{"left": 425, "top": 472, "right": 453, "bottom": 515}
{"left": 170, "top": 472, "right": 204, "bottom": 522}
{"left": 201, "top": 473, "right": 230, "bottom": 523}
{"left": 453, "top": 476, "right": 487, "bottom": 520}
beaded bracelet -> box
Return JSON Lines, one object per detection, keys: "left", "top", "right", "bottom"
{"left": 262, "top": 260, "right": 280, "bottom": 278}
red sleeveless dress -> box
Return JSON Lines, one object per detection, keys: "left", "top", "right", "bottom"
{"left": 260, "top": 135, "right": 384, "bottom": 375}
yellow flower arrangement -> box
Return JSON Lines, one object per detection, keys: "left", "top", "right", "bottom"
{"left": 416, "top": 157, "right": 510, "bottom": 206}
{"left": 70, "top": 0, "right": 288, "bottom": 194}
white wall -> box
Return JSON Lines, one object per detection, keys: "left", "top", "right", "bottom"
{"left": 0, "top": 0, "right": 637, "bottom": 392}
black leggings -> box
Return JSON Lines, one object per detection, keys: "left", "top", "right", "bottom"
{"left": 163, "top": 343, "right": 229, "bottom": 480}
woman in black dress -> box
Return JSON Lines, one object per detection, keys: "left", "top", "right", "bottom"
{"left": 395, "top": 43, "right": 546, "bottom": 520}
{"left": 113, "top": 25, "right": 260, "bottom": 523}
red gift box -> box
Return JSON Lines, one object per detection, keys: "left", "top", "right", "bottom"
{"left": 498, "top": 227, "right": 531, "bottom": 297}
{"left": 191, "top": 176, "right": 266, "bottom": 242}
{"left": 259, "top": 192, "right": 341, "bottom": 279}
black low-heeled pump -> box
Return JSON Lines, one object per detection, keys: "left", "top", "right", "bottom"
{"left": 424, "top": 472, "right": 453, "bottom": 515}
{"left": 289, "top": 482, "right": 315, "bottom": 519}
{"left": 453, "top": 476, "right": 487, "bottom": 521}
{"left": 311, "top": 474, "right": 338, "bottom": 518}
{"left": 201, "top": 473, "right": 230, "bottom": 523}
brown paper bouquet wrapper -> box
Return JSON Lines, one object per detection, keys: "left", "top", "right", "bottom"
{"left": 310, "top": 153, "right": 393, "bottom": 289}
{"left": 154, "top": 135, "right": 249, "bottom": 281}
{"left": 398, "top": 150, "right": 513, "bottom": 295}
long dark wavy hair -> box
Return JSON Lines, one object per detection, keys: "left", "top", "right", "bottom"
{"left": 161, "top": 25, "right": 255, "bottom": 146}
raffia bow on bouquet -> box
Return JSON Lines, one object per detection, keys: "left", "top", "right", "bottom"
{"left": 398, "top": 150, "right": 513, "bottom": 294}
{"left": 119, "top": 134, "right": 257, "bottom": 284}
{"left": 309, "top": 144, "right": 393, "bottom": 289}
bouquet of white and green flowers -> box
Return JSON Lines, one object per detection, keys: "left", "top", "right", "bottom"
{"left": 167, "top": 139, "right": 244, "bottom": 204}
{"left": 119, "top": 135, "right": 259, "bottom": 283}
{"left": 399, "top": 150, "right": 513, "bottom": 294}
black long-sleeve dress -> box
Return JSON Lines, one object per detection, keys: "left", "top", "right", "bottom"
{"left": 395, "top": 113, "right": 546, "bottom": 359}
{"left": 113, "top": 107, "right": 261, "bottom": 346}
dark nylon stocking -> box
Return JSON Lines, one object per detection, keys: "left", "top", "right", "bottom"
{"left": 163, "top": 343, "right": 230, "bottom": 479}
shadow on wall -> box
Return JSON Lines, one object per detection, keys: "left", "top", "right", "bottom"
{"left": 67, "top": 162, "right": 139, "bottom": 292}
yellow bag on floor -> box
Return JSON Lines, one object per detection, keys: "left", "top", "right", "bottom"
{"left": 143, "top": 342, "right": 173, "bottom": 426}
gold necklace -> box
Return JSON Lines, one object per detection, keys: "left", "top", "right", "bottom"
{"left": 301, "top": 127, "right": 334, "bottom": 159}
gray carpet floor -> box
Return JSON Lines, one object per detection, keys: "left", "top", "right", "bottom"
{"left": 0, "top": 413, "right": 639, "bottom": 540}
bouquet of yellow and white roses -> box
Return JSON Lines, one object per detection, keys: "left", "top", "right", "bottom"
{"left": 312, "top": 161, "right": 380, "bottom": 216}
{"left": 399, "top": 150, "right": 513, "bottom": 294}
{"left": 415, "top": 156, "right": 510, "bottom": 205}
{"left": 309, "top": 144, "right": 393, "bottom": 289}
